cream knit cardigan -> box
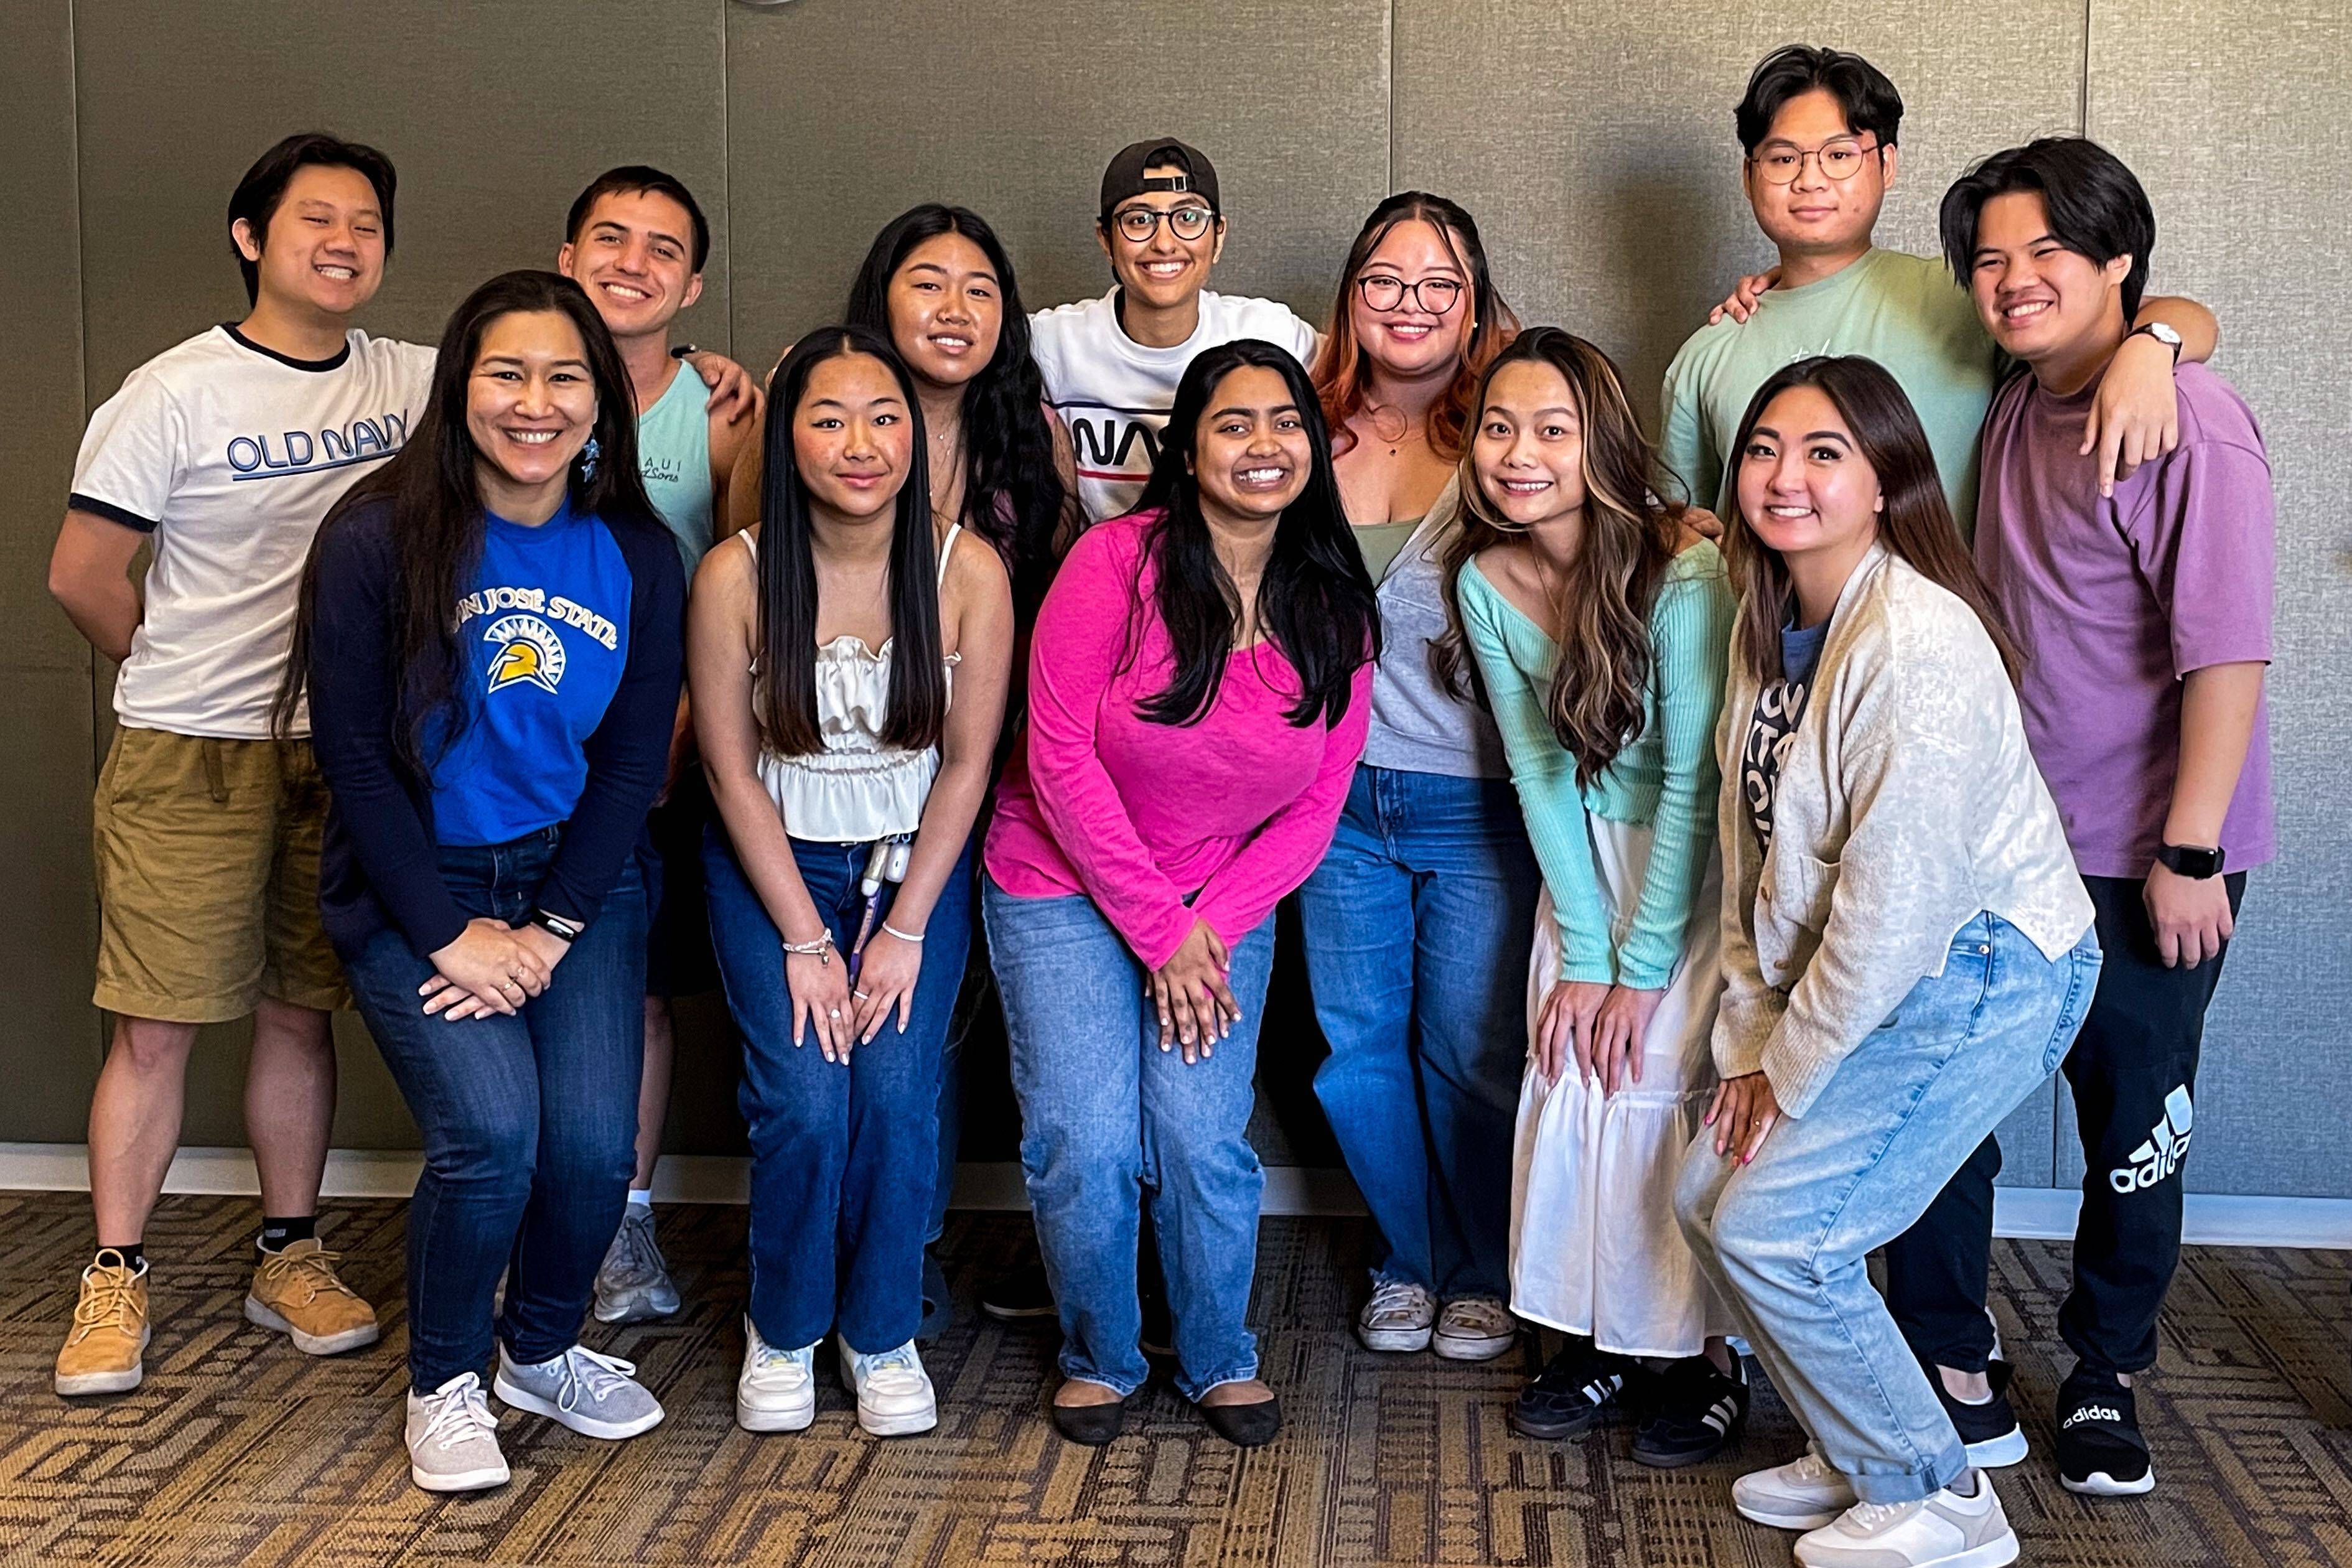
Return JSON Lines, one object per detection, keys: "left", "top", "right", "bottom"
{"left": 1711, "top": 544, "right": 2094, "bottom": 1118}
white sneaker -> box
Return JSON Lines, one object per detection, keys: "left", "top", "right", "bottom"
{"left": 1356, "top": 1278, "right": 1437, "bottom": 1353}
{"left": 1432, "top": 1296, "right": 1518, "bottom": 1361}
{"left": 405, "top": 1372, "right": 510, "bottom": 1493}
{"left": 1794, "top": 1472, "right": 2018, "bottom": 1568}
{"left": 836, "top": 1335, "right": 937, "bottom": 1437}
{"left": 1735, "top": 1448, "right": 1860, "bottom": 1530}
{"left": 737, "top": 1317, "right": 816, "bottom": 1432}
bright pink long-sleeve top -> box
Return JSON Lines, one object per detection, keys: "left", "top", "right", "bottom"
{"left": 984, "top": 511, "right": 1373, "bottom": 969}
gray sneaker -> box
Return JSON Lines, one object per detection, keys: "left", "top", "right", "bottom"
{"left": 493, "top": 1343, "right": 665, "bottom": 1439}
{"left": 406, "top": 1372, "right": 510, "bottom": 1493}
{"left": 594, "top": 1206, "right": 681, "bottom": 1325}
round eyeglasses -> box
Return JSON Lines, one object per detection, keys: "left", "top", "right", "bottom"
{"left": 1111, "top": 203, "right": 1215, "bottom": 243}
{"left": 1750, "top": 138, "right": 1882, "bottom": 185}
{"left": 1355, "top": 274, "right": 1464, "bottom": 314}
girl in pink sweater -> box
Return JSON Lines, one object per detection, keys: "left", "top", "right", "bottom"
{"left": 982, "top": 339, "right": 1377, "bottom": 1449}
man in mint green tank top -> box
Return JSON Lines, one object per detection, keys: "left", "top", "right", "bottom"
{"left": 1660, "top": 46, "right": 2215, "bottom": 538}
{"left": 559, "top": 166, "right": 762, "bottom": 1329}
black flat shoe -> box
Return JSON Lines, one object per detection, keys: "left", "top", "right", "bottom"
{"left": 1050, "top": 1393, "right": 1128, "bottom": 1446}
{"left": 1200, "top": 1394, "right": 1282, "bottom": 1448}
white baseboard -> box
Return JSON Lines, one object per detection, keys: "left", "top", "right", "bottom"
{"left": 7, "top": 1143, "right": 2352, "bottom": 1249}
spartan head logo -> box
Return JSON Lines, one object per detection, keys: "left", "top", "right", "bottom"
{"left": 483, "top": 614, "right": 566, "bottom": 694}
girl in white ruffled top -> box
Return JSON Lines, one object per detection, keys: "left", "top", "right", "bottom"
{"left": 691, "top": 327, "right": 1012, "bottom": 1440}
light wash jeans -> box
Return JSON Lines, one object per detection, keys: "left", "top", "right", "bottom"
{"left": 1676, "top": 912, "right": 2101, "bottom": 1503}
{"left": 1295, "top": 765, "right": 1538, "bottom": 1299}
{"left": 983, "top": 875, "right": 1276, "bottom": 1402}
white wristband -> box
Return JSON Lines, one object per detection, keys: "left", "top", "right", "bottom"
{"left": 881, "top": 921, "right": 925, "bottom": 944}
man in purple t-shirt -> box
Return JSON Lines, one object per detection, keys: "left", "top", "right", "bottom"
{"left": 1893, "top": 137, "right": 2275, "bottom": 1505}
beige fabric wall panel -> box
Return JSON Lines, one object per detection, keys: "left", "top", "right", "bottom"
{"left": 72, "top": 0, "right": 732, "bottom": 399}
{"left": 722, "top": 0, "right": 1391, "bottom": 372}
{"left": 1391, "top": 4, "right": 2086, "bottom": 424}
{"left": 2061, "top": 0, "right": 2352, "bottom": 1198}
{"left": 3, "top": 5, "right": 101, "bottom": 1141}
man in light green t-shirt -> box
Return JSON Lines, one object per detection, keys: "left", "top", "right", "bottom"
{"left": 1660, "top": 45, "right": 2214, "bottom": 534}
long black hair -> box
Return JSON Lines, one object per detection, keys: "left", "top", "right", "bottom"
{"left": 844, "top": 203, "right": 1065, "bottom": 615}
{"left": 755, "top": 325, "right": 946, "bottom": 757}
{"left": 274, "top": 269, "right": 654, "bottom": 777}
{"left": 1130, "top": 338, "right": 1379, "bottom": 729}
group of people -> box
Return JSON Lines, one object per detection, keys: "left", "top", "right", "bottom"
{"left": 44, "top": 41, "right": 2272, "bottom": 1568}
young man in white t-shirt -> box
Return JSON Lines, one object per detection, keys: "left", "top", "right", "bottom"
{"left": 46, "top": 133, "right": 431, "bottom": 1396}
{"left": 1029, "top": 138, "right": 1319, "bottom": 523}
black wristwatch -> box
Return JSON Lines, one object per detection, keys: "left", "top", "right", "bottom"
{"left": 668, "top": 343, "right": 699, "bottom": 361}
{"left": 2127, "top": 321, "right": 2183, "bottom": 365}
{"left": 529, "top": 908, "right": 584, "bottom": 943}
{"left": 2155, "top": 842, "right": 2223, "bottom": 879}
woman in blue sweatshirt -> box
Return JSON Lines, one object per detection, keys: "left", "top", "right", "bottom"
{"left": 278, "top": 271, "right": 684, "bottom": 1495}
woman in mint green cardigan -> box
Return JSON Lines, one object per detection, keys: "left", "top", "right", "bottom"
{"left": 1433, "top": 328, "right": 1743, "bottom": 1468}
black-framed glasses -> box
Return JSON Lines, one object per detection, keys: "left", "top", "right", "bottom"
{"left": 1355, "top": 274, "right": 1465, "bottom": 314}
{"left": 1749, "top": 137, "right": 1882, "bottom": 185}
{"left": 1110, "top": 203, "right": 1216, "bottom": 243}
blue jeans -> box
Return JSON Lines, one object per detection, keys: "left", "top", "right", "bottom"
{"left": 341, "top": 829, "right": 647, "bottom": 1390}
{"left": 1675, "top": 913, "right": 2100, "bottom": 1503}
{"left": 984, "top": 877, "right": 1276, "bottom": 1402}
{"left": 706, "top": 829, "right": 973, "bottom": 1354}
{"left": 1297, "top": 766, "right": 1538, "bottom": 1299}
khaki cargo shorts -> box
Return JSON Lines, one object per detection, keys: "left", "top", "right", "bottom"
{"left": 91, "top": 726, "right": 350, "bottom": 1024}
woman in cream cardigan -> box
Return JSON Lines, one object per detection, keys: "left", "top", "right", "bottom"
{"left": 1674, "top": 357, "right": 2101, "bottom": 1568}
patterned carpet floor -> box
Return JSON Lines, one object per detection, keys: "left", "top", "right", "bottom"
{"left": 3, "top": 1188, "right": 2351, "bottom": 1566}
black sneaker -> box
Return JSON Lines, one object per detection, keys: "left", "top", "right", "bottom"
{"left": 979, "top": 1264, "right": 1057, "bottom": 1322}
{"left": 1510, "top": 1338, "right": 1631, "bottom": 1440}
{"left": 1631, "top": 1354, "right": 1749, "bottom": 1468}
{"left": 2057, "top": 1366, "right": 2154, "bottom": 1496}
{"left": 1929, "top": 1356, "right": 2028, "bottom": 1469}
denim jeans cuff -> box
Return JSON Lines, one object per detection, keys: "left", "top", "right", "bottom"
{"left": 1180, "top": 1362, "right": 1262, "bottom": 1404}
{"left": 1848, "top": 1447, "right": 1969, "bottom": 1505}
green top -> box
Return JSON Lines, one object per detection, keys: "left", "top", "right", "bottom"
{"left": 635, "top": 359, "right": 717, "bottom": 574}
{"left": 1458, "top": 541, "right": 1735, "bottom": 989}
{"left": 1658, "top": 248, "right": 1998, "bottom": 536}
{"left": 1351, "top": 516, "right": 1423, "bottom": 584}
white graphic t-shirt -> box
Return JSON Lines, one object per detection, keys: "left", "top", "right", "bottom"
{"left": 1029, "top": 288, "right": 1320, "bottom": 523}
{"left": 69, "top": 325, "right": 437, "bottom": 739}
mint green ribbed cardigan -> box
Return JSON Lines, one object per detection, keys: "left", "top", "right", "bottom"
{"left": 1458, "top": 541, "right": 1734, "bottom": 989}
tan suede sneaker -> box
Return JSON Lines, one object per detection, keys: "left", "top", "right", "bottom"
{"left": 55, "top": 1249, "right": 151, "bottom": 1396}
{"left": 245, "top": 1238, "right": 381, "bottom": 1355}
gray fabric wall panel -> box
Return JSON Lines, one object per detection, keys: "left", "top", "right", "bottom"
{"left": 2063, "top": 0, "right": 2352, "bottom": 1198}
{"left": 1390, "top": 2, "right": 2086, "bottom": 424}
{"left": 2, "top": 6, "right": 100, "bottom": 1141}
{"left": 71, "top": 0, "right": 732, "bottom": 396}
{"left": 722, "top": 0, "right": 1391, "bottom": 373}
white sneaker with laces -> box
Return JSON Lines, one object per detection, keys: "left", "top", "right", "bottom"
{"left": 1734, "top": 1447, "right": 1860, "bottom": 1530}
{"left": 1356, "top": 1278, "right": 1437, "bottom": 1353}
{"left": 405, "top": 1372, "right": 510, "bottom": 1493}
{"left": 836, "top": 1335, "right": 938, "bottom": 1437}
{"left": 1432, "top": 1295, "right": 1518, "bottom": 1361}
{"left": 737, "top": 1317, "right": 816, "bottom": 1432}
{"left": 493, "top": 1342, "right": 666, "bottom": 1439}
{"left": 1794, "top": 1472, "right": 2018, "bottom": 1568}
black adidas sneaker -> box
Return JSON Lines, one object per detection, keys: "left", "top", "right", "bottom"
{"left": 1631, "top": 1354, "right": 1750, "bottom": 1468}
{"left": 2056, "top": 1365, "right": 2154, "bottom": 1496}
{"left": 1930, "top": 1356, "right": 2030, "bottom": 1469}
{"left": 1510, "top": 1337, "right": 1631, "bottom": 1440}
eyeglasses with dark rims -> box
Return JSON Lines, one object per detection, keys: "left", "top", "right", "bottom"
{"left": 1355, "top": 274, "right": 1465, "bottom": 314}
{"left": 1111, "top": 203, "right": 1216, "bottom": 243}
{"left": 1749, "top": 136, "right": 1883, "bottom": 185}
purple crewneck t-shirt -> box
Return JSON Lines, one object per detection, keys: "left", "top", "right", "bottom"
{"left": 1974, "top": 360, "right": 2275, "bottom": 879}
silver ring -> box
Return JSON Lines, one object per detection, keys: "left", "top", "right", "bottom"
{"left": 852, "top": 991, "right": 870, "bottom": 1001}
{"left": 828, "top": 1008, "right": 841, "bottom": 1019}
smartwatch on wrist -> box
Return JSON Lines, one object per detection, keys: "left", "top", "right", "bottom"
{"left": 2127, "top": 320, "right": 2183, "bottom": 365}
{"left": 529, "top": 908, "right": 583, "bottom": 943}
{"left": 668, "top": 343, "right": 699, "bottom": 361}
{"left": 2155, "top": 842, "right": 2223, "bottom": 879}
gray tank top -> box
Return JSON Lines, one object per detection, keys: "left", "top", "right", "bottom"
{"left": 1358, "top": 476, "right": 1510, "bottom": 779}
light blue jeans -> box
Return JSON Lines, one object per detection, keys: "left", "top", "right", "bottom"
{"left": 983, "top": 875, "right": 1276, "bottom": 1402}
{"left": 1676, "top": 912, "right": 2101, "bottom": 1503}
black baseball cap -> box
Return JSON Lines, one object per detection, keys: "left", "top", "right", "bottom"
{"left": 1098, "top": 138, "right": 1221, "bottom": 221}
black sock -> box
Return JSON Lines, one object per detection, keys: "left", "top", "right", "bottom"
{"left": 258, "top": 1215, "right": 316, "bottom": 1253}
{"left": 99, "top": 1242, "right": 144, "bottom": 1271}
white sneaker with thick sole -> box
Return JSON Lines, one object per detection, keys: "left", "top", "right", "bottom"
{"left": 1432, "top": 1296, "right": 1518, "bottom": 1361}
{"left": 1734, "top": 1449, "right": 1860, "bottom": 1530}
{"left": 836, "top": 1335, "right": 938, "bottom": 1437}
{"left": 406, "top": 1372, "right": 510, "bottom": 1493}
{"left": 737, "top": 1317, "right": 816, "bottom": 1432}
{"left": 1356, "top": 1278, "right": 1437, "bottom": 1353}
{"left": 493, "top": 1343, "right": 665, "bottom": 1439}
{"left": 1794, "top": 1472, "right": 2018, "bottom": 1568}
